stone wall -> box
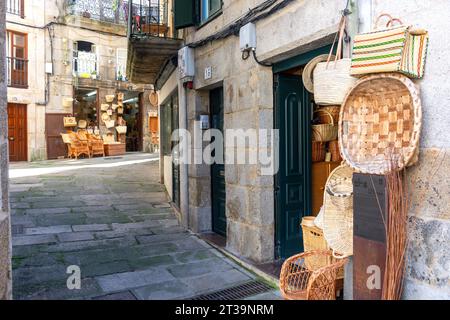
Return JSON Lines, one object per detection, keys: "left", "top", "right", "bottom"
{"left": 370, "top": 0, "right": 450, "bottom": 299}
{"left": 0, "top": 0, "right": 12, "bottom": 300}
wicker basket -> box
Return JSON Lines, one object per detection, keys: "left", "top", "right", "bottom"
{"left": 329, "top": 140, "right": 342, "bottom": 162}
{"left": 323, "top": 165, "right": 354, "bottom": 258}
{"left": 312, "top": 110, "right": 338, "bottom": 142}
{"left": 317, "top": 106, "right": 340, "bottom": 123}
{"left": 105, "top": 95, "right": 115, "bottom": 103}
{"left": 280, "top": 250, "right": 347, "bottom": 300}
{"left": 339, "top": 73, "right": 422, "bottom": 174}
{"left": 312, "top": 141, "right": 326, "bottom": 162}
{"left": 301, "top": 218, "right": 344, "bottom": 280}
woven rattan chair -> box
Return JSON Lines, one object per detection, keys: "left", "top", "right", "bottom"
{"left": 279, "top": 250, "right": 348, "bottom": 300}
{"left": 66, "top": 132, "right": 91, "bottom": 159}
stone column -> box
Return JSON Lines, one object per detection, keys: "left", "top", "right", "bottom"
{"left": 224, "top": 65, "right": 275, "bottom": 263}
{"left": 0, "top": 0, "right": 12, "bottom": 300}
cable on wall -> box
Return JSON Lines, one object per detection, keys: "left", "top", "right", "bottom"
{"left": 187, "top": 0, "right": 295, "bottom": 49}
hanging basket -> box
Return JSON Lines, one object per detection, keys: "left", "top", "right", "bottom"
{"left": 312, "top": 110, "right": 338, "bottom": 142}
{"left": 63, "top": 98, "right": 73, "bottom": 108}
{"left": 104, "top": 120, "right": 115, "bottom": 129}
{"left": 117, "top": 92, "right": 124, "bottom": 101}
{"left": 105, "top": 95, "right": 115, "bottom": 103}
{"left": 302, "top": 54, "right": 335, "bottom": 93}
{"left": 339, "top": 72, "right": 422, "bottom": 174}
{"left": 101, "top": 103, "right": 110, "bottom": 111}
{"left": 323, "top": 164, "right": 354, "bottom": 258}
{"left": 116, "top": 126, "right": 127, "bottom": 134}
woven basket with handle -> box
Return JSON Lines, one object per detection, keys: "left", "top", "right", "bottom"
{"left": 312, "top": 110, "right": 338, "bottom": 142}
{"left": 338, "top": 72, "right": 422, "bottom": 174}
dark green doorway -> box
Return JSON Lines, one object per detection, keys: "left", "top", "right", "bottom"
{"left": 274, "top": 74, "right": 312, "bottom": 259}
{"left": 210, "top": 87, "right": 226, "bottom": 236}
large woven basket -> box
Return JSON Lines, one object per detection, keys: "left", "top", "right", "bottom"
{"left": 312, "top": 110, "right": 338, "bottom": 142}
{"left": 338, "top": 73, "right": 422, "bottom": 174}
{"left": 323, "top": 164, "right": 354, "bottom": 258}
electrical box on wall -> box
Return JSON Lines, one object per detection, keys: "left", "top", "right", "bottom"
{"left": 239, "top": 23, "right": 257, "bottom": 52}
{"left": 45, "top": 63, "right": 53, "bottom": 74}
{"left": 178, "top": 46, "right": 195, "bottom": 80}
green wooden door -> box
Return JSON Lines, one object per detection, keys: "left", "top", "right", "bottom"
{"left": 275, "top": 74, "right": 312, "bottom": 259}
{"left": 210, "top": 87, "right": 226, "bottom": 236}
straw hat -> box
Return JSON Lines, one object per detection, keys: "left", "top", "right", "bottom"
{"left": 322, "top": 164, "right": 354, "bottom": 258}
{"left": 78, "top": 119, "right": 87, "bottom": 129}
{"left": 302, "top": 54, "right": 335, "bottom": 93}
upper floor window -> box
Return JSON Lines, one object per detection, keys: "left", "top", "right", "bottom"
{"left": 116, "top": 48, "right": 127, "bottom": 81}
{"left": 200, "top": 0, "right": 222, "bottom": 24}
{"left": 7, "top": 0, "right": 25, "bottom": 18}
{"left": 174, "top": 0, "right": 222, "bottom": 29}
{"left": 6, "top": 30, "right": 28, "bottom": 88}
{"left": 73, "top": 41, "right": 98, "bottom": 79}
{"left": 68, "top": 0, "right": 127, "bottom": 24}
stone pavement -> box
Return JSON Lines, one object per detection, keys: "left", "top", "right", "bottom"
{"left": 9, "top": 153, "right": 280, "bottom": 300}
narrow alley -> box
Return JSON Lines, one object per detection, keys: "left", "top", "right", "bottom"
{"left": 9, "top": 154, "right": 279, "bottom": 300}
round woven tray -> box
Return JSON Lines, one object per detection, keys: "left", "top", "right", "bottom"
{"left": 323, "top": 164, "right": 354, "bottom": 258}
{"left": 339, "top": 73, "right": 422, "bottom": 174}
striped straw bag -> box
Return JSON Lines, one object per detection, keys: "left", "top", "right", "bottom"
{"left": 350, "top": 14, "right": 428, "bottom": 78}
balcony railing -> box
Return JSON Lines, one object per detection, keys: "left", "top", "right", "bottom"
{"left": 67, "top": 0, "right": 128, "bottom": 25}
{"left": 129, "top": 0, "right": 170, "bottom": 38}
{"left": 7, "top": 57, "right": 28, "bottom": 88}
{"left": 7, "top": 0, "right": 25, "bottom": 18}
{"left": 73, "top": 51, "right": 98, "bottom": 78}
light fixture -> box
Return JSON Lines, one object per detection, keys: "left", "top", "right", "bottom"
{"left": 123, "top": 97, "right": 138, "bottom": 104}
{"left": 86, "top": 90, "right": 97, "bottom": 97}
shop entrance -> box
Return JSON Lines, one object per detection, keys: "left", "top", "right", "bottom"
{"left": 120, "top": 91, "right": 143, "bottom": 152}
{"left": 274, "top": 45, "right": 332, "bottom": 259}
{"left": 210, "top": 87, "right": 226, "bottom": 236}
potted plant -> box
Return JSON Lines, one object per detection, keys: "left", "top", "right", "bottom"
{"left": 91, "top": 70, "right": 97, "bottom": 80}
{"left": 117, "top": 70, "right": 123, "bottom": 81}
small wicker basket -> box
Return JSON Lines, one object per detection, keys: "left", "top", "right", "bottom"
{"left": 312, "top": 110, "right": 338, "bottom": 142}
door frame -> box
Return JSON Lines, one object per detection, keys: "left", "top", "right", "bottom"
{"left": 7, "top": 103, "right": 28, "bottom": 162}
{"left": 273, "top": 45, "right": 332, "bottom": 260}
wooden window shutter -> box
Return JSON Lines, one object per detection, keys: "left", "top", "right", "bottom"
{"left": 208, "top": 0, "right": 222, "bottom": 17}
{"left": 174, "top": 0, "right": 198, "bottom": 29}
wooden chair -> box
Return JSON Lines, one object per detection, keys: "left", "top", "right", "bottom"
{"left": 62, "top": 132, "right": 90, "bottom": 159}
{"left": 279, "top": 250, "right": 347, "bottom": 300}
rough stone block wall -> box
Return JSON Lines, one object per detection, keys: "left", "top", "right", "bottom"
{"left": 371, "top": 0, "right": 450, "bottom": 299}
{"left": 0, "top": 0, "right": 12, "bottom": 299}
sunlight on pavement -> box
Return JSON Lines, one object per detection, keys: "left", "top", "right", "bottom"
{"left": 9, "top": 158, "right": 159, "bottom": 178}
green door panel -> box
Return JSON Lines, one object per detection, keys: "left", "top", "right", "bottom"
{"left": 210, "top": 87, "right": 226, "bottom": 236}
{"left": 275, "top": 74, "right": 312, "bottom": 259}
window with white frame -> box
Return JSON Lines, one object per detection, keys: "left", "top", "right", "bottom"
{"left": 116, "top": 48, "right": 127, "bottom": 81}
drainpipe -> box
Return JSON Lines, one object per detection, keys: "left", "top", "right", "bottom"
{"left": 178, "top": 81, "right": 189, "bottom": 229}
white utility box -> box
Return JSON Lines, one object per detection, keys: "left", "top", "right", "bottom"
{"left": 178, "top": 46, "right": 195, "bottom": 80}
{"left": 239, "top": 23, "right": 257, "bottom": 52}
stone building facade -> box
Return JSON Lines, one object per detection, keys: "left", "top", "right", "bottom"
{"left": 154, "top": 0, "right": 450, "bottom": 299}
{"left": 0, "top": 0, "right": 12, "bottom": 300}
{"left": 6, "top": 0, "right": 157, "bottom": 162}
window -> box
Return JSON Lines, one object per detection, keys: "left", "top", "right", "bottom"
{"left": 174, "top": 0, "right": 222, "bottom": 29}
{"left": 7, "top": 0, "right": 25, "bottom": 18}
{"left": 6, "top": 30, "right": 28, "bottom": 88}
{"left": 116, "top": 48, "right": 127, "bottom": 81}
{"left": 73, "top": 41, "right": 98, "bottom": 78}
{"left": 200, "top": 0, "right": 222, "bottom": 23}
